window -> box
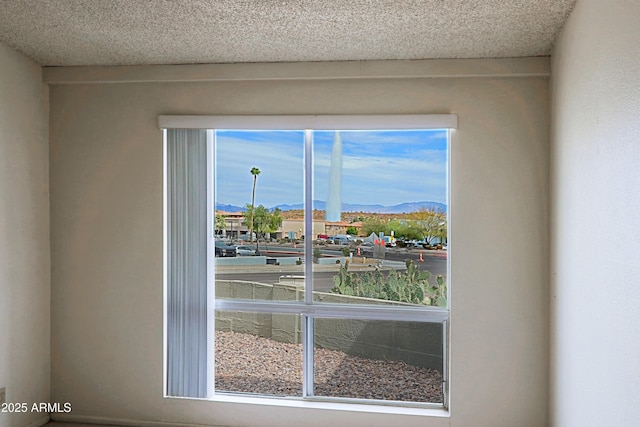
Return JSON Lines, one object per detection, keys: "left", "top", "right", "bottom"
{"left": 163, "top": 115, "right": 455, "bottom": 411}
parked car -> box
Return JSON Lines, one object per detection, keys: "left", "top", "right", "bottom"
{"left": 234, "top": 245, "right": 256, "bottom": 256}
{"left": 408, "top": 240, "right": 424, "bottom": 248}
{"left": 360, "top": 241, "right": 374, "bottom": 254}
{"left": 215, "top": 240, "right": 237, "bottom": 257}
{"left": 333, "top": 236, "right": 353, "bottom": 245}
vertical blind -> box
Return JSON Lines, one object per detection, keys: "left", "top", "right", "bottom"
{"left": 166, "top": 129, "right": 207, "bottom": 398}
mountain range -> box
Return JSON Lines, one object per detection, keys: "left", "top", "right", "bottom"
{"left": 216, "top": 200, "right": 446, "bottom": 214}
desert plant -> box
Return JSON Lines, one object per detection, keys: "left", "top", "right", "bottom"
{"left": 312, "top": 247, "right": 322, "bottom": 263}
{"left": 332, "top": 261, "right": 354, "bottom": 296}
{"left": 330, "top": 260, "right": 447, "bottom": 306}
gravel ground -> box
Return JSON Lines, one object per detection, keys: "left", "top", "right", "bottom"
{"left": 215, "top": 330, "right": 443, "bottom": 403}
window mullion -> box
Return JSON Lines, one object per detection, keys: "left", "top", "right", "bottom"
{"left": 442, "top": 319, "right": 449, "bottom": 408}
{"left": 303, "top": 129, "right": 314, "bottom": 304}
{"left": 303, "top": 129, "right": 315, "bottom": 399}
{"left": 302, "top": 315, "right": 315, "bottom": 397}
{"left": 214, "top": 299, "right": 449, "bottom": 322}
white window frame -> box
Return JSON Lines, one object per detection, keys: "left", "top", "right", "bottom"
{"left": 162, "top": 114, "right": 456, "bottom": 415}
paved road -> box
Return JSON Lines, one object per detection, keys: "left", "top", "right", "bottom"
{"left": 383, "top": 250, "right": 447, "bottom": 278}
{"left": 250, "top": 243, "right": 446, "bottom": 276}
{"left": 216, "top": 245, "right": 447, "bottom": 293}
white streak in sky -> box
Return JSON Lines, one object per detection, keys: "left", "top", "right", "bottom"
{"left": 325, "top": 131, "right": 342, "bottom": 221}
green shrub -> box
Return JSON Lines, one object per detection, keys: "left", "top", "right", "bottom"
{"left": 330, "top": 260, "right": 447, "bottom": 306}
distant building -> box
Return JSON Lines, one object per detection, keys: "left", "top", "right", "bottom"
{"left": 216, "top": 210, "right": 247, "bottom": 239}
{"left": 217, "top": 213, "right": 360, "bottom": 241}
{"left": 280, "top": 219, "right": 327, "bottom": 240}
{"left": 325, "top": 221, "right": 362, "bottom": 237}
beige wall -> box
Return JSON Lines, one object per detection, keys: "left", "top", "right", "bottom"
{"left": 49, "top": 59, "right": 549, "bottom": 427}
{"left": 0, "top": 43, "right": 50, "bottom": 427}
{"left": 550, "top": 1, "right": 640, "bottom": 426}
{"left": 281, "top": 219, "right": 325, "bottom": 239}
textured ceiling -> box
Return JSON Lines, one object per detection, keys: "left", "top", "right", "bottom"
{"left": 0, "top": 0, "right": 575, "bottom": 67}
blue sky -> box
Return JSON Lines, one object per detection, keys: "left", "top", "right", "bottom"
{"left": 214, "top": 129, "right": 448, "bottom": 209}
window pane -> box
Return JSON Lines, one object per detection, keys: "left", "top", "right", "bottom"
{"left": 215, "top": 311, "right": 302, "bottom": 397}
{"left": 214, "top": 131, "right": 305, "bottom": 302}
{"left": 313, "top": 318, "right": 444, "bottom": 403}
{"left": 312, "top": 130, "right": 448, "bottom": 307}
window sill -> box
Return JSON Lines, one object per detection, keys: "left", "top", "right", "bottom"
{"left": 167, "top": 394, "right": 450, "bottom": 418}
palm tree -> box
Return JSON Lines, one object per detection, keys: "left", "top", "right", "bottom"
{"left": 249, "top": 167, "right": 261, "bottom": 243}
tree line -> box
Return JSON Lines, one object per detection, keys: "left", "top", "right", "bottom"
{"left": 359, "top": 208, "right": 447, "bottom": 244}
{"left": 214, "top": 165, "right": 446, "bottom": 243}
